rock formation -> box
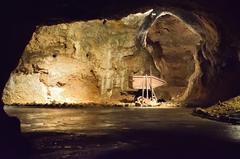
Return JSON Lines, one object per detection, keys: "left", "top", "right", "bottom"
{"left": 3, "top": 11, "right": 156, "bottom": 105}
{"left": 2, "top": 9, "right": 240, "bottom": 106}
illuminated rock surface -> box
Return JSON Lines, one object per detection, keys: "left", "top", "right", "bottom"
{"left": 146, "top": 14, "right": 201, "bottom": 100}
{"left": 3, "top": 12, "right": 155, "bottom": 105}
{"left": 2, "top": 9, "right": 240, "bottom": 106}
{"left": 195, "top": 96, "right": 240, "bottom": 123}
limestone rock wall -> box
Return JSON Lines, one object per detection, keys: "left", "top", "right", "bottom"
{"left": 3, "top": 9, "right": 239, "bottom": 106}
{"left": 2, "top": 12, "right": 159, "bottom": 105}
{"left": 137, "top": 9, "right": 231, "bottom": 105}
{"left": 146, "top": 14, "right": 202, "bottom": 100}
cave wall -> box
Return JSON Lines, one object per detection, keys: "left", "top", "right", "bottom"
{"left": 136, "top": 9, "right": 238, "bottom": 105}
{"left": 2, "top": 12, "right": 160, "bottom": 105}
{"left": 2, "top": 4, "right": 240, "bottom": 106}
{"left": 146, "top": 14, "right": 201, "bottom": 100}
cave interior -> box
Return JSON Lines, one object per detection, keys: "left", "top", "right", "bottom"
{"left": 2, "top": 5, "right": 240, "bottom": 106}
{"left": 1, "top": 1, "right": 240, "bottom": 159}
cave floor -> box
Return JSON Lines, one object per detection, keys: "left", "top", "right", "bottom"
{"left": 4, "top": 106, "right": 240, "bottom": 159}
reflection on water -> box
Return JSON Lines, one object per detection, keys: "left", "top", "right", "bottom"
{"left": 5, "top": 107, "right": 120, "bottom": 133}
{"left": 4, "top": 106, "right": 240, "bottom": 141}
{"left": 228, "top": 125, "right": 240, "bottom": 141}
{"left": 4, "top": 106, "right": 240, "bottom": 159}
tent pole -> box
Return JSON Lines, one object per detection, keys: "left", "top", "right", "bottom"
{"left": 142, "top": 76, "right": 144, "bottom": 97}
{"left": 150, "top": 66, "right": 153, "bottom": 99}
{"left": 146, "top": 74, "right": 149, "bottom": 99}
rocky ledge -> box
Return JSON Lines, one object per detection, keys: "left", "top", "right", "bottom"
{"left": 194, "top": 96, "right": 240, "bottom": 124}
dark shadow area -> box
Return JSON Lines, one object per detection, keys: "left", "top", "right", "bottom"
{"left": 22, "top": 129, "right": 240, "bottom": 159}
{"left": 97, "top": 130, "right": 240, "bottom": 159}
{"left": 0, "top": 107, "right": 30, "bottom": 159}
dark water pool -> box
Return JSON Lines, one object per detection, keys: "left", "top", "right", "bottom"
{"left": 4, "top": 106, "right": 240, "bottom": 159}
